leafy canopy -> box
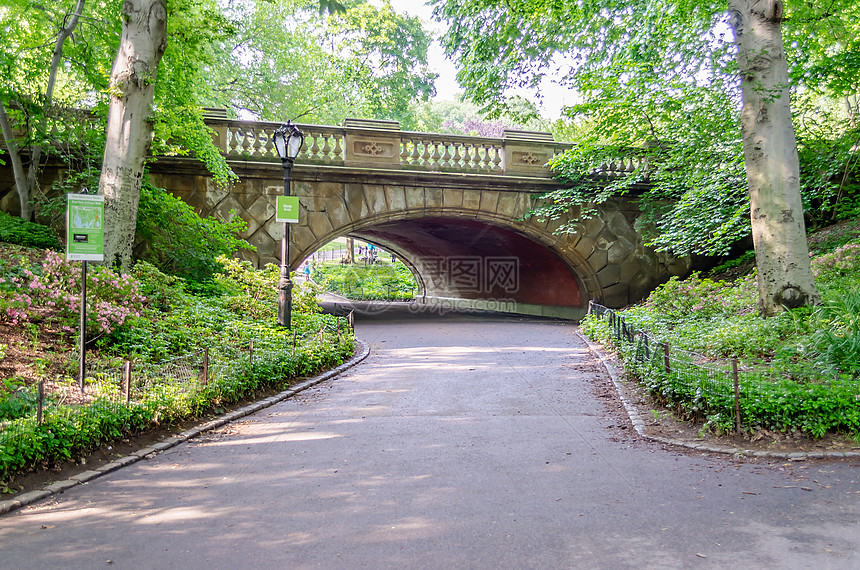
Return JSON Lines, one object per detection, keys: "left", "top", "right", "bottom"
{"left": 434, "top": 0, "right": 860, "bottom": 255}
{"left": 204, "top": 0, "right": 436, "bottom": 128}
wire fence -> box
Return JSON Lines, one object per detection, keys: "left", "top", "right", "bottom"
{"left": 589, "top": 301, "right": 745, "bottom": 431}
{"left": 82, "top": 348, "right": 209, "bottom": 405}
{"left": 2, "top": 313, "right": 355, "bottom": 429}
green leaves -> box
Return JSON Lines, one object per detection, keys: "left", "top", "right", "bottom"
{"left": 134, "top": 180, "right": 252, "bottom": 285}
{"left": 204, "top": 0, "right": 435, "bottom": 128}
{"left": 435, "top": 0, "right": 860, "bottom": 258}
{"left": 315, "top": 261, "right": 417, "bottom": 300}
{"left": 0, "top": 211, "right": 61, "bottom": 249}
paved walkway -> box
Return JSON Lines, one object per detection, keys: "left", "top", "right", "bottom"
{"left": 0, "top": 313, "right": 857, "bottom": 568}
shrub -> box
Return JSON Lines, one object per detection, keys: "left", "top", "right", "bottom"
{"left": 0, "top": 379, "right": 40, "bottom": 421}
{"left": 131, "top": 261, "right": 187, "bottom": 312}
{"left": 809, "top": 291, "right": 860, "bottom": 377}
{"left": 643, "top": 273, "right": 757, "bottom": 321}
{"left": 0, "top": 211, "right": 61, "bottom": 249}
{"left": 0, "top": 251, "right": 147, "bottom": 337}
{"left": 213, "top": 256, "right": 279, "bottom": 319}
{"left": 134, "top": 180, "right": 253, "bottom": 286}
{"left": 810, "top": 240, "right": 860, "bottom": 283}
{"left": 294, "top": 278, "right": 324, "bottom": 314}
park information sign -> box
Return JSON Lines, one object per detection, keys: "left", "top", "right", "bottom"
{"left": 66, "top": 193, "right": 105, "bottom": 261}
{"left": 276, "top": 195, "right": 300, "bottom": 223}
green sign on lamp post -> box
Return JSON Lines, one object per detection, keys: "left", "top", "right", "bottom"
{"left": 276, "top": 195, "right": 300, "bottom": 224}
{"left": 66, "top": 193, "right": 104, "bottom": 391}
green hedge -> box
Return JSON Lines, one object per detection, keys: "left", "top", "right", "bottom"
{"left": 0, "top": 211, "right": 61, "bottom": 249}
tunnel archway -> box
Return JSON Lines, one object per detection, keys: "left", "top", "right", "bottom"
{"left": 351, "top": 217, "right": 582, "bottom": 307}
{"left": 295, "top": 212, "right": 588, "bottom": 318}
{"left": 148, "top": 159, "right": 694, "bottom": 313}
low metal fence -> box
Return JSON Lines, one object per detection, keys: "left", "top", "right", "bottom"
{"left": 588, "top": 301, "right": 744, "bottom": 431}
{"left": 1, "top": 314, "right": 355, "bottom": 428}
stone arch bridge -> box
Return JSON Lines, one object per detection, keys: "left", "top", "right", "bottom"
{"left": 148, "top": 118, "right": 693, "bottom": 319}
{"left": 2, "top": 115, "right": 692, "bottom": 319}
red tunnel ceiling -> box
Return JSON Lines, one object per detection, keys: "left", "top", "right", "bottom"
{"left": 357, "top": 217, "right": 582, "bottom": 307}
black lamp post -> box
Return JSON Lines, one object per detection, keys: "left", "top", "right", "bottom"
{"left": 273, "top": 122, "right": 304, "bottom": 328}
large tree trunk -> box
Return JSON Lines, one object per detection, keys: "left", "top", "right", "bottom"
{"left": 728, "top": 0, "right": 820, "bottom": 316}
{"left": 99, "top": 0, "right": 167, "bottom": 270}
{"left": 0, "top": 102, "right": 32, "bottom": 220}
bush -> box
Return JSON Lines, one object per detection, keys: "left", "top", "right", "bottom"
{"left": 809, "top": 291, "right": 860, "bottom": 377}
{"left": 131, "top": 261, "right": 188, "bottom": 312}
{"left": 134, "top": 180, "right": 253, "bottom": 286}
{"left": 642, "top": 273, "right": 757, "bottom": 321}
{"left": 0, "top": 250, "right": 146, "bottom": 337}
{"left": 0, "top": 211, "right": 61, "bottom": 249}
{"left": 315, "top": 262, "right": 417, "bottom": 300}
{"left": 811, "top": 240, "right": 860, "bottom": 282}
{"left": 214, "top": 256, "right": 279, "bottom": 319}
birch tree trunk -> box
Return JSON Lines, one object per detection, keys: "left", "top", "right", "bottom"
{"left": 728, "top": 0, "right": 820, "bottom": 316}
{"left": 99, "top": 0, "right": 167, "bottom": 270}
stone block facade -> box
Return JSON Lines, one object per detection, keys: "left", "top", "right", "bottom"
{"left": 149, "top": 159, "right": 691, "bottom": 311}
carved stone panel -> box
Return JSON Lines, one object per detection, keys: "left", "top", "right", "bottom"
{"left": 344, "top": 132, "right": 401, "bottom": 167}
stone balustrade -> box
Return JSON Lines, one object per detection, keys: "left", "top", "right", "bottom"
{"left": 1, "top": 107, "right": 645, "bottom": 179}
{"left": 205, "top": 116, "right": 644, "bottom": 179}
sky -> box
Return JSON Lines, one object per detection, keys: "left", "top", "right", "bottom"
{"left": 387, "top": 0, "right": 572, "bottom": 118}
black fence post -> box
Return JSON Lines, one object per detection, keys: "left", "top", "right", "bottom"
{"left": 37, "top": 380, "right": 44, "bottom": 424}
{"left": 663, "top": 343, "right": 671, "bottom": 375}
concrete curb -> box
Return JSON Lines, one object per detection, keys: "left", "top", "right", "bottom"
{"left": 575, "top": 330, "right": 860, "bottom": 461}
{"left": 0, "top": 339, "right": 371, "bottom": 517}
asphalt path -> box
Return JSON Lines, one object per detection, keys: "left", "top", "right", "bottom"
{"left": 0, "top": 311, "right": 858, "bottom": 569}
